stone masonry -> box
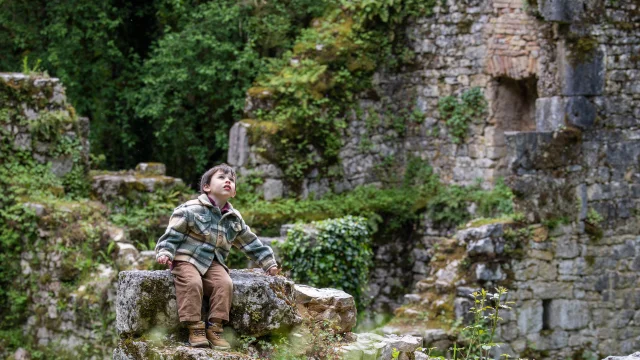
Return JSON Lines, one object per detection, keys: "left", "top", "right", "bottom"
{"left": 229, "top": 0, "right": 640, "bottom": 358}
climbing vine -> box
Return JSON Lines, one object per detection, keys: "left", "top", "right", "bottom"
{"left": 280, "top": 216, "right": 373, "bottom": 308}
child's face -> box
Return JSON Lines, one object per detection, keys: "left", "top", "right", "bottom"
{"left": 203, "top": 170, "right": 236, "bottom": 200}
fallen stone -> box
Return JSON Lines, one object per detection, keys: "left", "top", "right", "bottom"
{"left": 339, "top": 333, "right": 422, "bottom": 360}
{"left": 116, "top": 270, "right": 301, "bottom": 338}
{"left": 422, "top": 329, "right": 448, "bottom": 344}
{"left": 113, "top": 340, "right": 251, "bottom": 360}
{"left": 116, "top": 270, "right": 180, "bottom": 337}
{"left": 294, "top": 284, "right": 357, "bottom": 333}
{"left": 403, "top": 294, "right": 421, "bottom": 304}
{"left": 115, "top": 243, "right": 139, "bottom": 269}
{"left": 603, "top": 352, "right": 640, "bottom": 360}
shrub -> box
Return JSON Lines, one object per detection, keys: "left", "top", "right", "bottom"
{"left": 280, "top": 216, "right": 373, "bottom": 308}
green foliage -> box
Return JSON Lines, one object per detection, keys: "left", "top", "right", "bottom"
{"left": 1, "top": 0, "right": 329, "bottom": 185}
{"left": 251, "top": 0, "right": 436, "bottom": 185}
{"left": 586, "top": 208, "right": 603, "bottom": 225}
{"left": 427, "top": 178, "right": 514, "bottom": 229}
{"left": 238, "top": 160, "right": 514, "bottom": 238}
{"left": 22, "top": 56, "right": 43, "bottom": 75}
{"left": 459, "top": 287, "right": 514, "bottom": 360}
{"left": 438, "top": 87, "right": 487, "bottom": 144}
{"left": 109, "top": 186, "right": 193, "bottom": 250}
{"left": 280, "top": 216, "right": 373, "bottom": 308}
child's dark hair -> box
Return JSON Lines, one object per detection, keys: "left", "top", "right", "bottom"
{"left": 200, "top": 163, "right": 236, "bottom": 194}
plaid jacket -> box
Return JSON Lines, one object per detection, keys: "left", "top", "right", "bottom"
{"left": 155, "top": 194, "right": 277, "bottom": 275}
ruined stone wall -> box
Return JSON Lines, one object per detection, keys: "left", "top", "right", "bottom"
{"left": 497, "top": 0, "right": 640, "bottom": 357}
{"left": 0, "top": 73, "right": 89, "bottom": 177}
{"left": 229, "top": 0, "right": 551, "bottom": 198}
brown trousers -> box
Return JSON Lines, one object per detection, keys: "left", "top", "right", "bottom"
{"left": 171, "top": 261, "right": 233, "bottom": 323}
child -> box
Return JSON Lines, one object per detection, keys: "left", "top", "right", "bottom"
{"left": 155, "top": 163, "right": 278, "bottom": 349}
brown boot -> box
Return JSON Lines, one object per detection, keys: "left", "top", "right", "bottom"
{"left": 186, "top": 321, "right": 209, "bottom": 347}
{"left": 206, "top": 322, "right": 231, "bottom": 350}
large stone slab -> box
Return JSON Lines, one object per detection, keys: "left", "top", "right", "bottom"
{"left": 294, "top": 285, "right": 357, "bottom": 333}
{"left": 561, "top": 47, "right": 605, "bottom": 96}
{"left": 116, "top": 269, "right": 301, "bottom": 338}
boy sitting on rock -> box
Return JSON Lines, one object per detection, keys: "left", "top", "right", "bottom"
{"left": 156, "top": 163, "right": 278, "bottom": 349}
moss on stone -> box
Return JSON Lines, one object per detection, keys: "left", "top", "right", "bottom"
{"left": 566, "top": 35, "right": 599, "bottom": 65}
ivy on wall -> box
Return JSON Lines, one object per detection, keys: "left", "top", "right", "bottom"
{"left": 280, "top": 216, "right": 373, "bottom": 308}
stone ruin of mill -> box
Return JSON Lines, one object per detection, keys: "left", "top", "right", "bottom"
{"left": 3, "top": 0, "right": 640, "bottom": 359}
{"left": 228, "top": 0, "right": 640, "bottom": 358}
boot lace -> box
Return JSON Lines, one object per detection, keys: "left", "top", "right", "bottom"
{"left": 208, "top": 330, "right": 221, "bottom": 340}
{"left": 193, "top": 328, "right": 206, "bottom": 337}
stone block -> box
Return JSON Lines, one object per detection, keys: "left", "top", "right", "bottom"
{"left": 561, "top": 48, "right": 605, "bottom": 96}
{"left": 228, "top": 121, "right": 250, "bottom": 167}
{"left": 530, "top": 281, "right": 573, "bottom": 299}
{"left": 538, "top": 0, "right": 595, "bottom": 22}
{"left": 467, "top": 238, "right": 495, "bottom": 256}
{"left": 50, "top": 155, "right": 74, "bottom": 177}
{"left": 517, "top": 300, "right": 543, "bottom": 335}
{"left": 565, "top": 96, "right": 596, "bottom": 129}
{"left": 536, "top": 97, "right": 566, "bottom": 131}
{"left": 116, "top": 270, "right": 301, "bottom": 338}
{"left": 548, "top": 300, "right": 589, "bottom": 330}
{"left": 454, "top": 297, "right": 474, "bottom": 324}
{"left": 456, "top": 224, "right": 503, "bottom": 242}
{"left": 262, "top": 178, "right": 283, "bottom": 200}
{"left": 294, "top": 285, "right": 356, "bottom": 333}
{"left": 475, "top": 263, "right": 505, "bottom": 282}
{"left": 135, "top": 163, "right": 166, "bottom": 176}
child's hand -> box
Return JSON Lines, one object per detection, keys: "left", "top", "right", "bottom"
{"left": 157, "top": 255, "right": 172, "bottom": 267}
{"left": 266, "top": 267, "right": 280, "bottom": 276}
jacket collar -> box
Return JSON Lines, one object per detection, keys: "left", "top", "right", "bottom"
{"left": 197, "top": 193, "right": 235, "bottom": 212}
